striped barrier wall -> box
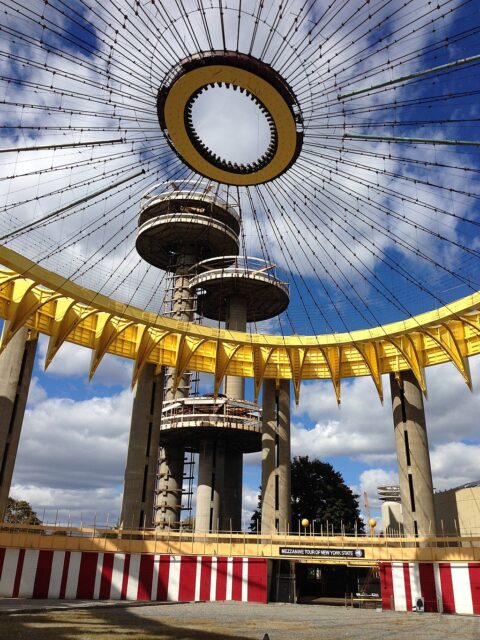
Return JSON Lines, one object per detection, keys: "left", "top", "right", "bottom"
{"left": 0, "top": 549, "right": 267, "bottom": 603}
{"left": 380, "top": 562, "right": 480, "bottom": 615}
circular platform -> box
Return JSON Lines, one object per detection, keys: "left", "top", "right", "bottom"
{"left": 159, "top": 396, "right": 261, "bottom": 454}
{"left": 190, "top": 256, "right": 290, "bottom": 322}
{"left": 157, "top": 51, "right": 303, "bottom": 186}
{"left": 136, "top": 184, "right": 240, "bottom": 270}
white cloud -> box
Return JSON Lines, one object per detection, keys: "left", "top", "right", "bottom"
{"left": 291, "top": 357, "right": 480, "bottom": 465}
{"left": 353, "top": 468, "right": 400, "bottom": 513}
{"left": 348, "top": 440, "right": 480, "bottom": 520}
{"left": 13, "top": 389, "right": 133, "bottom": 510}
{"left": 242, "top": 486, "right": 260, "bottom": 530}
{"left": 291, "top": 375, "right": 394, "bottom": 464}
{"left": 26, "top": 376, "right": 47, "bottom": 407}
{"left": 431, "top": 442, "right": 480, "bottom": 491}
{"left": 244, "top": 451, "right": 261, "bottom": 467}
{"left": 9, "top": 484, "right": 122, "bottom": 528}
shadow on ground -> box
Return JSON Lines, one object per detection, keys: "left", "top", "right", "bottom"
{"left": 0, "top": 603, "right": 254, "bottom": 640}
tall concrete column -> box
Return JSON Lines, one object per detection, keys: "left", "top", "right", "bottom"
{"left": 0, "top": 327, "right": 38, "bottom": 520}
{"left": 390, "top": 370, "right": 437, "bottom": 536}
{"left": 120, "top": 364, "right": 164, "bottom": 529}
{"left": 223, "top": 295, "right": 247, "bottom": 399}
{"left": 156, "top": 252, "right": 196, "bottom": 529}
{"left": 261, "top": 379, "right": 291, "bottom": 534}
{"left": 195, "top": 433, "right": 242, "bottom": 533}
{"left": 165, "top": 252, "right": 196, "bottom": 400}
{"left": 195, "top": 438, "right": 226, "bottom": 532}
{"left": 220, "top": 294, "right": 247, "bottom": 531}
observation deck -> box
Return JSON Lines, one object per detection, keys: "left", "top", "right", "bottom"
{"left": 136, "top": 182, "right": 240, "bottom": 270}
{"left": 159, "top": 395, "right": 261, "bottom": 452}
{"left": 377, "top": 486, "right": 401, "bottom": 503}
{"left": 189, "top": 256, "right": 290, "bottom": 322}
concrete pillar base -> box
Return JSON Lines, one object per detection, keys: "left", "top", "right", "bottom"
{"left": 195, "top": 438, "right": 226, "bottom": 532}
{"left": 261, "top": 379, "right": 291, "bottom": 535}
{"left": 0, "top": 327, "right": 37, "bottom": 520}
{"left": 155, "top": 444, "right": 185, "bottom": 530}
{"left": 120, "top": 365, "right": 164, "bottom": 530}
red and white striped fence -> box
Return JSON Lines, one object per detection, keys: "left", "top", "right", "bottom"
{"left": 3, "top": 547, "right": 478, "bottom": 615}
{"left": 0, "top": 548, "right": 267, "bottom": 603}
{"left": 380, "top": 562, "right": 480, "bottom": 615}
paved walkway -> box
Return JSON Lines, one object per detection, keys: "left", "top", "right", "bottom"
{"left": 0, "top": 600, "right": 479, "bottom": 639}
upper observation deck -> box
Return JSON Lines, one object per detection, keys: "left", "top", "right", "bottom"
{"left": 136, "top": 182, "right": 240, "bottom": 270}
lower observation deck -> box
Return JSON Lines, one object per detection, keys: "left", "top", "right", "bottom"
{"left": 190, "top": 256, "right": 290, "bottom": 322}
{"left": 159, "top": 395, "right": 261, "bottom": 453}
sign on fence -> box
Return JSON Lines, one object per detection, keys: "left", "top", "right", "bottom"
{"left": 279, "top": 547, "right": 365, "bottom": 558}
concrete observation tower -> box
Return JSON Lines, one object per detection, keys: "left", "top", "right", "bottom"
{"left": 121, "top": 181, "right": 289, "bottom": 532}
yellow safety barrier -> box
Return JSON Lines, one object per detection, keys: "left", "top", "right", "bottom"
{"left": 1, "top": 523, "right": 479, "bottom": 565}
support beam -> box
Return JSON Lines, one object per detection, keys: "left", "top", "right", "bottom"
{"left": 338, "top": 53, "right": 480, "bottom": 100}
{"left": 344, "top": 133, "right": 480, "bottom": 147}
{"left": 390, "top": 370, "right": 437, "bottom": 537}
{"left": 261, "top": 379, "right": 291, "bottom": 534}
{"left": 120, "top": 364, "right": 164, "bottom": 530}
{"left": 0, "top": 326, "right": 37, "bottom": 519}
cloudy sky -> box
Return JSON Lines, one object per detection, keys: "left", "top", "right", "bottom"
{"left": 1, "top": 0, "right": 479, "bottom": 334}
{"left": 1, "top": 0, "right": 480, "bottom": 528}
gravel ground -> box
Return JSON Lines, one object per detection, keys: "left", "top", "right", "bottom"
{"left": 0, "top": 600, "right": 479, "bottom": 640}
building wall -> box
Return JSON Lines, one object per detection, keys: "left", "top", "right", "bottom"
{"left": 380, "top": 561, "right": 480, "bottom": 615}
{"left": 0, "top": 548, "right": 267, "bottom": 603}
{"left": 381, "top": 486, "right": 480, "bottom": 537}
{"left": 381, "top": 502, "right": 404, "bottom": 534}
{"left": 434, "top": 486, "right": 480, "bottom": 536}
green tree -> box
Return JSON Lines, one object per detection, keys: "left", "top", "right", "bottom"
{"left": 250, "top": 490, "right": 262, "bottom": 532}
{"left": 291, "top": 456, "right": 364, "bottom": 533}
{"left": 5, "top": 497, "right": 42, "bottom": 525}
{"left": 250, "top": 456, "right": 364, "bottom": 534}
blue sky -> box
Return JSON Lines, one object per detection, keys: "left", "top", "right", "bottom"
{"left": 1, "top": 0, "right": 480, "bottom": 528}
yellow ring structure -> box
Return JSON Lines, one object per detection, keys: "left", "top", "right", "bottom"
{"left": 1, "top": 245, "right": 479, "bottom": 405}
{"left": 161, "top": 65, "right": 300, "bottom": 186}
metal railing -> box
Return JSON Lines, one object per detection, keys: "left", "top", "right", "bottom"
{"left": 190, "top": 255, "right": 289, "bottom": 295}
{"left": 139, "top": 180, "right": 239, "bottom": 221}
{"left": 160, "top": 396, "right": 261, "bottom": 432}
{"left": 1, "top": 522, "right": 479, "bottom": 564}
